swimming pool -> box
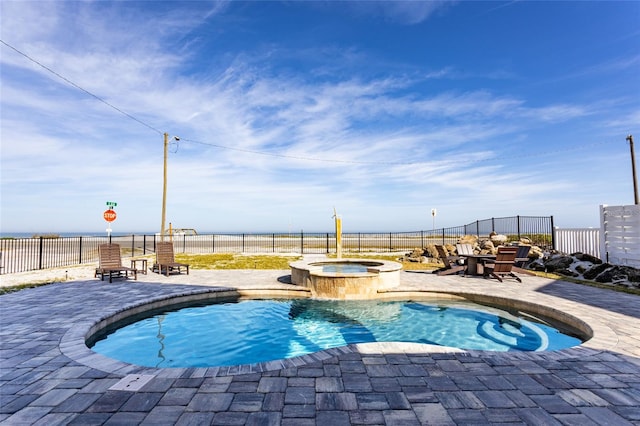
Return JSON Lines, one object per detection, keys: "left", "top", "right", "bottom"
{"left": 88, "top": 298, "right": 583, "bottom": 368}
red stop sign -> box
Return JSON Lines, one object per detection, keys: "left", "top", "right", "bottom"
{"left": 103, "top": 209, "right": 117, "bottom": 222}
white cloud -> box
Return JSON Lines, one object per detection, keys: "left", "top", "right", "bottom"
{"left": 1, "top": 1, "right": 634, "bottom": 233}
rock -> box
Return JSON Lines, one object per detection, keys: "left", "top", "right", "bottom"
{"left": 479, "top": 239, "right": 495, "bottom": 254}
{"left": 543, "top": 255, "right": 574, "bottom": 272}
{"left": 490, "top": 233, "right": 508, "bottom": 246}
{"left": 583, "top": 263, "right": 611, "bottom": 280}
{"left": 556, "top": 269, "right": 580, "bottom": 277}
{"left": 529, "top": 246, "right": 544, "bottom": 259}
{"left": 574, "top": 252, "right": 602, "bottom": 264}
{"left": 575, "top": 264, "right": 588, "bottom": 274}
{"left": 595, "top": 268, "right": 618, "bottom": 283}
{"left": 457, "top": 235, "right": 478, "bottom": 245}
{"left": 600, "top": 265, "right": 640, "bottom": 284}
{"left": 409, "top": 248, "right": 423, "bottom": 258}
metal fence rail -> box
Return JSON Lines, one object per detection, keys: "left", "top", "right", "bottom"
{"left": 0, "top": 215, "right": 554, "bottom": 274}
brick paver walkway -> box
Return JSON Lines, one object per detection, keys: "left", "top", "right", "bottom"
{"left": 1, "top": 266, "right": 639, "bottom": 425}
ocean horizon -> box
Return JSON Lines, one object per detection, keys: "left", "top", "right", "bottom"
{"left": 0, "top": 230, "right": 370, "bottom": 239}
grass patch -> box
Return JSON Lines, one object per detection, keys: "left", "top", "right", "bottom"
{"left": 0, "top": 280, "right": 64, "bottom": 295}
{"left": 175, "top": 253, "right": 302, "bottom": 270}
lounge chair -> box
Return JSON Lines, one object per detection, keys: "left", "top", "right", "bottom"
{"left": 153, "top": 241, "right": 189, "bottom": 276}
{"left": 95, "top": 243, "right": 137, "bottom": 283}
{"left": 433, "top": 244, "right": 466, "bottom": 276}
{"left": 482, "top": 246, "right": 521, "bottom": 282}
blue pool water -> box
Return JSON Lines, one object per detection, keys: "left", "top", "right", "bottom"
{"left": 321, "top": 263, "right": 370, "bottom": 273}
{"left": 89, "top": 299, "right": 583, "bottom": 368}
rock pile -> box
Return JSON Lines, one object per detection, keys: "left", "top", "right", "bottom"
{"left": 401, "top": 234, "right": 640, "bottom": 290}
{"left": 529, "top": 252, "right": 640, "bottom": 290}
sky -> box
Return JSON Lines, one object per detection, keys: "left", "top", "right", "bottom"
{"left": 1, "top": 1, "right": 639, "bottom": 235}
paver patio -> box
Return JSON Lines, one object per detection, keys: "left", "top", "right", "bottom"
{"left": 1, "top": 260, "right": 639, "bottom": 425}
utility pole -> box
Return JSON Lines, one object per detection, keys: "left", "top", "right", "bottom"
{"left": 628, "top": 135, "right": 638, "bottom": 205}
{"left": 161, "top": 132, "right": 169, "bottom": 242}
{"left": 161, "top": 133, "right": 180, "bottom": 241}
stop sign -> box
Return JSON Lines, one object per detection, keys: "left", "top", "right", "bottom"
{"left": 103, "top": 209, "right": 117, "bottom": 222}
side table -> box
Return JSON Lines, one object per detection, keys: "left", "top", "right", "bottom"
{"left": 130, "top": 258, "right": 148, "bottom": 275}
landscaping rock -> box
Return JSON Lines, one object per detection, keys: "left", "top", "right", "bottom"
{"left": 574, "top": 252, "right": 602, "bottom": 264}
{"left": 582, "top": 263, "right": 611, "bottom": 280}
{"left": 543, "top": 255, "right": 574, "bottom": 272}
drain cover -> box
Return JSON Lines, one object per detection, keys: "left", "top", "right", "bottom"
{"left": 109, "top": 374, "right": 155, "bottom": 391}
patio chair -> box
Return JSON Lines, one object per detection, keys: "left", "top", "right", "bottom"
{"left": 513, "top": 245, "right": 535, "bottom": 276}
{"left": 482, "top": 246, "right": 521, "bottom": 283}
{"left": 153, "top": 241, "right": 189, "bottom": 276}
{"left": 95, "top": 243, "right": 137, "bottom": 283}
{"left": 433, "top": 245, "right": 466, "bottom": 276}
{"left": 456, "top": 243, "right": 474, "bottom": 256}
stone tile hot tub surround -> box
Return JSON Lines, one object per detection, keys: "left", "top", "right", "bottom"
{"left": 289, "top": 258, "right": 402, "bottom": 299}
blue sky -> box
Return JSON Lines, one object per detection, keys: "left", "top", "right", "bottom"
{"left": 1, "top": 1, "right": 638, "bottom": 234}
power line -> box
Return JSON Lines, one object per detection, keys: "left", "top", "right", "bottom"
{"left": 0, "top": 39, "right": 163, "bottom": 135}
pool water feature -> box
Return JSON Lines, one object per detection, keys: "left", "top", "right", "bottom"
{"left": 88, "top": 298, "right": 583, "bottom": 368}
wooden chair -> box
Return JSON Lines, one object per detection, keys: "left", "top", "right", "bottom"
{"left": 456, "top": 243, "right": 474, "bottom": 256}
{"left": 95, "top": 244, "right": 137, "bottom": 283}
{"left": 482, "top": 246, "right": 521, "bottom": 282}
{"left": 433, "top": 245, "right": 466, "bottom": 276}
{"left": 153, "top": 241, "right": 189, "bottom": 276}
{"left": 513, "top": 245, "right": 535, "bottom": 276}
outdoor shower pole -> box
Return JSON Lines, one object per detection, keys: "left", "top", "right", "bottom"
{"left": 627, "top": 135, "right": 639, "bottom": 205}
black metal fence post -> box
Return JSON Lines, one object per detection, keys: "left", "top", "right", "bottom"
{"left": 38, "top": 237, "right": 44, "bottom": 270}
{"left": 300, "top": 231, "right": 304, "bottom": 254}
{"left": 78, "top": 236, "right": 83, "bottom": 264}
{"left": 550, "top": 215, "right": 556, "bottom": 250}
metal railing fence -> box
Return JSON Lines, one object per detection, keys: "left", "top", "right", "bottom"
{"left": 0, "top": 215, "right": 553, "bottom": 274}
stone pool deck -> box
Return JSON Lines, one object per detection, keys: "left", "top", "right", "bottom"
{"left": 1, "top": 261, "right": 639, "bottom": 425}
